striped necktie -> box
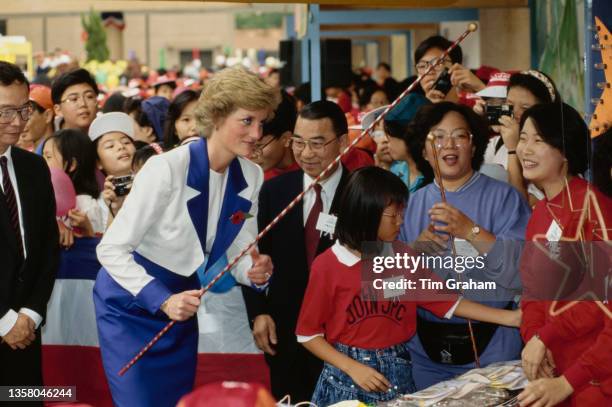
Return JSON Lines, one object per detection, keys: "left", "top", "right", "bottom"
{"left": 0, "top": 156, "right": 24, "bottom": 259}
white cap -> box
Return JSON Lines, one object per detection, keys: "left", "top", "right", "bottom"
{"left": 348, "top": 105, "right": 387, "bottom": 131}
{"left": 88, "top": 112, "right": 134, "bottom": 142}
{"left": 475, "top": 72, "right": 511, "bottom": 99}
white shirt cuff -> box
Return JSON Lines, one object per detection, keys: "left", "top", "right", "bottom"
{"left": 444, "top": 297, "right": 463, "bottom": 319}
{"left": 0, "top": 309, "right": 18, "bottom": 337}
{"left": 297, "top": 333, "right": 324, "bottom": 343}
{"left": 19, "top": 308, "right": 43, "bottom": 329}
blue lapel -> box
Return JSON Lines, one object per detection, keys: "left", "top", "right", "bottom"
{"left": 207, "top": 157, "right": 252, "bottom": 270}
{"left": 186, "top": 138, "right": 209, "bottom": 257}
{"left": 186, "top": 138, "right": 253, "bottom": 271}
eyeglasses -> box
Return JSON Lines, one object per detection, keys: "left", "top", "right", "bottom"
{"left": 0, "top": 104, "right": 33, "bottom": 124}
{"left": 428, "top": 128, "right": 472, "bottom": 149}
{"left": 382, "top": 210, "right": 404, "bottom": 222}
{"left": 60, "top": 91, "right": 98, "bottom": 106}
{"left": 252, "top": 137, "right": 277, "bottom": 157}
{"left": 415, "top": 57, "right": 453, "bottom": 73}
{"left": 291, "top": 137, "right": 338, "bottom": 153}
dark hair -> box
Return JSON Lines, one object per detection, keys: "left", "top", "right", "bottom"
{"left": 293, "top": 82, "right": 311, "bottom": 106}
{"left": 508, "top": 71, "right": 560, "bottom": 104}
{"left": 0, "top": 61, "right": 29, "bottom": 88}
{"left": 298, "top": 100, "right": 348, "bottom": 137}
{"left": 132, "top": 143, "right": 164, "bottom": 172}
{"left": 123, "top": 96, "right": 152, "bottom": 128}
{"left": 414, "top": 35, "right": 463, "bottom": 65}
{"left": 43, "top": 129, "right": 99, "bottom": 198}
{"left": 263, "top": 90, "right": 297, "bottom": 139}
{"left": 520, "top": 103, "right": 589, "bottom": 176}
{"left": 336, "top": 166, "right": 408, "bottom": 251}
{"left": 409, "top": 102, "right": 489, "bottom": 176}
{"left": 376, "top": 62, "right": 391, "bottom": 72}
{"left": 31, "top": 101, "right": 46, "bottom": 114}
{"left": 592, "top": 127, "right": 612, "bottom": 197}
{"left": 51, "top": 68, "right": 98, "bottom": 105}
{"left": 163, "top": 89, "right": 200, "bottom": 147}
{"left": 359, "top": 85, "right": 387, "bottom": 109}
{"left": 103, "top": 91, "right": 127, "bottom": 113}
{"left": 388, "top": 121, "right": 434, "bottom": 185}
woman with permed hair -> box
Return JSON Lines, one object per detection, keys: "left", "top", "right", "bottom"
{"left": 93, "top": 67, "right": 281, "bottom": 407}
{"left": 399, "top": 102, "right": 531, "bottom": 389}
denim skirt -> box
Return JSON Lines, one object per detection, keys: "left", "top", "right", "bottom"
{"left": 311, "top": 340, "right": 416, "bottom": 406}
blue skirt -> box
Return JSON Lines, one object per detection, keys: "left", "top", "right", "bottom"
{"left": 93, "top": 253, "right": 200, "bottom": 407}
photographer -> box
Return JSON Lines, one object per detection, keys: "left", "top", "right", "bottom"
{"left": 414, "top": 35, "right": 486, "bottom": 105}
{"left": 475, "top": 70, "right": 560, "bottom": 206}
{"left": 88, "top": 112, "right": 137, "bottom": 230}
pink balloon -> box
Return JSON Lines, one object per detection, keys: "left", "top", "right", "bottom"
{"left": 49, "top": 167, "right": 77, "bottom": 217}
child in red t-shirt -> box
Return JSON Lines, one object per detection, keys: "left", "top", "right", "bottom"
{"left": 296, "top": 167, "right": 522, "bottom": 405}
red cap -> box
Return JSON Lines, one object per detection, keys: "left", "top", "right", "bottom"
{"left": 29, "top": 84, "right": 53, "bottom": 110}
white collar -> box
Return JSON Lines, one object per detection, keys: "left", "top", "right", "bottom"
{"left": 0, "top": 145, "right": 12, "bottom": 159}
{"left": 303, "top": 164, "right": 343, "bottom": 197}
{"left": 331, "top": 240, "right": 360, "bottom": 267}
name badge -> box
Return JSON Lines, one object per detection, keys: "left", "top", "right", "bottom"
{"left": 316, "top": 212, "right": 337, "bottom": 237}
{"left": 546, "top": 220, "right": 562, "bottom": 242}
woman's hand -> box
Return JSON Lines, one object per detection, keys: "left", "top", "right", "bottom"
{"left": 522, "top": 335, "right": 548, "bottom": 380}
{"left": 68, "top": 209, "right": 95, "bottom": 237}
{"left": 161, "top": 289, "right": 202, "bottom": 321}
{"left": 491, "top": 114, "right": 519, "bottom": 151}
{"left": 57, "top": 220, "right": 74, "bottom": 248}
{"left": 345, "top": 359, "right": 391, "bottom": 393}
{"left": 518, "top": 376, "right": 573, "bottom": 407}
{"left": 449, "top": 63, "right": 486, "bottom": 93}
{"left": 428, "top": 202, "right": 474, "bottom": 240}
{"left": 248, "top": 249, "right": 273, "bottom": 285}
{"left": 473, "top": 98, "right": 486, "bottom": 117}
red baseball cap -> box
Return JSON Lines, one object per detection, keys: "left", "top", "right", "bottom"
{"left": 29, "top": 84, "right": 53, "bottom": 110}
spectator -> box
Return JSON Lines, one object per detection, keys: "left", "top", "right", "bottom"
{"left": 163, "top": 89, "right": 200, "bottom": 148}
{"left": 22, "top": 85, "right": 54, "bottom": 154}
{"left": 51, "top": 68, "right": 99, "bottom": 133}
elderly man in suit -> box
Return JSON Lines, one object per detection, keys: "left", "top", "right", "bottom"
{"left": 0, "top": 61, "right": 59, "bottom": 391}
{"left": 242, "top": 100, "right": 352, "bottom": 402}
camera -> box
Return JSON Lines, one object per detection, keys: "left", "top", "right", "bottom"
{"left": 485, "top": 103, "right": 514, "bottom": 125}
{"left": 432, "top": 68, "right": 453, "bottom": 95}
{"left": 112, "top": 175, "right": 133, "bottom": 197}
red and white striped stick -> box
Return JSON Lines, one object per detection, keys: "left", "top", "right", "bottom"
{"left": 118, "top": 22, "right": 479, "bottom": 376}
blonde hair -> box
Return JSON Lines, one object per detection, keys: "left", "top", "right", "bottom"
{"left": 195, "top": 67, "right": 281, "bottom": 137}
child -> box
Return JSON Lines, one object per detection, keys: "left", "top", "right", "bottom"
{"left": 42, "top": 129, "right": 103, "bottom": 241}
{"left": 88, "top": 111, "right": 137, "bottom": 229}
{"left": 296, "top": 166, "right": 521, "bottom": 405}
{"left": 163, "top": 89, "right": 200, "bottom": 148}
{"left": 51, "top": 68, "right": 99, "bottom": 133}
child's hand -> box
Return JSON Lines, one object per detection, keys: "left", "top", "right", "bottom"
{"left": 346, "top": 360, "right": 390, "bottom": 393}
{"left": 68, "top": 209, "right": 94, "bottom": 237}
{"left": 57, "top": 220, "right": 74, "bottom": 248}
{"left": 102, "top": 175, "right": 126, "bottom": 215}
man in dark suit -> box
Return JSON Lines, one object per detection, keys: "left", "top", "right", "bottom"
{"left": 0, "top": 61, "right": 59, "bottom": 390}
{"left": 242, "top": 100, "right": 353, "bottom": 402}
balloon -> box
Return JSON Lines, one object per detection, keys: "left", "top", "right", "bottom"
{"left": 49, "top": 167, "right": 76, "bottom": 217}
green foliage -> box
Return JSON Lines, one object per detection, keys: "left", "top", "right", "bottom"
{"left": 235, "top": 12, "right": 285, "bottom": 30}
{"left": 81, "top": 8, "right": 109, "bottom": 62}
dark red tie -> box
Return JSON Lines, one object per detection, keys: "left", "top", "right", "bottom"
{"left": 305, "top": 183, "right": 323, "bottom": 268}
{"left": 1, "top": 156, "right": 24, "bottom": 259}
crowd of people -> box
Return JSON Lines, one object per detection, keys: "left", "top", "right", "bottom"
{"left": 0, "top": 31, "right": 611, "bottom": 407}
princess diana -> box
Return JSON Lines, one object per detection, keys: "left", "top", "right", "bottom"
{"left": 93, "top": 67, "right": 280, "bottom": 407}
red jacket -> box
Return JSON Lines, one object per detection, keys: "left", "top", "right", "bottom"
{"left": 520, "top": 178, "right": 612, "bottom": 406}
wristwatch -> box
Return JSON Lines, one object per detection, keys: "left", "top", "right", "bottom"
{"left": 466, "top": 223, "right": 481, "bottom": 242}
